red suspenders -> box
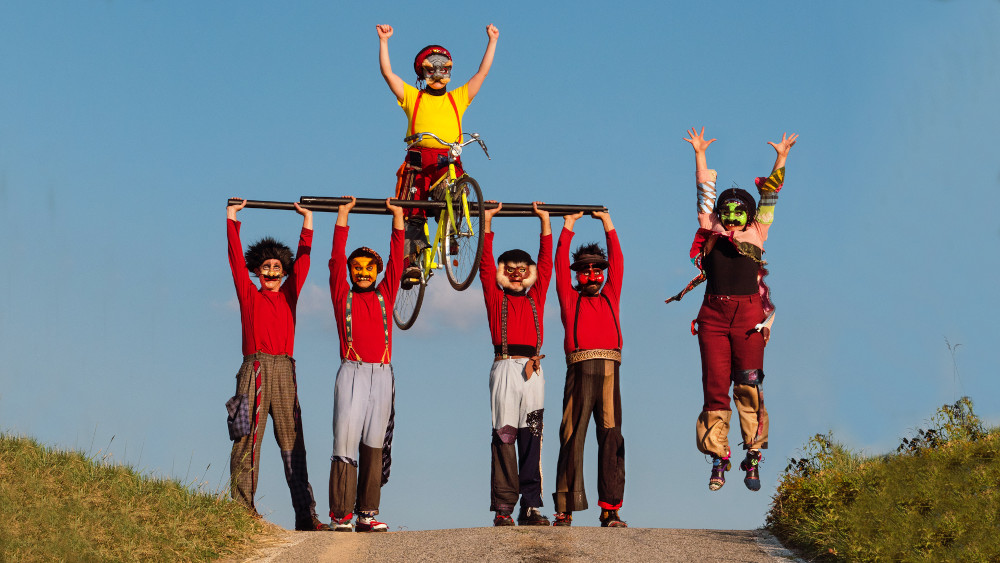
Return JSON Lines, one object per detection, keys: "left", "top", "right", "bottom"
{"left": 408, "top": 90, "right": 462, "bottom": 141}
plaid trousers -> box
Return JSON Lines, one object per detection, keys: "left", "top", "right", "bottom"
{"left": 229, "top": 352, "right": 319, "bottom": 521}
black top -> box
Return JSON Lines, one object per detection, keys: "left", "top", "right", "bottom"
{"left": 703, "top": 237, "right": 759, "bottom": 296}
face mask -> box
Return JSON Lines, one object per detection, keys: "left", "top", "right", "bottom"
{"left": 350, "top": 257, "right": 378, "bottom": 286}
{"left": 422, "top": 54, "right": 452, "bottom": 88}
{"left": 258, "top": 260, "right": 284, "bottom": 281}
{"left": 575, "top": 265, "right": 605, "bottom": 292}
{"left": 720, "top": 200, "right": 748, "bottom": 228}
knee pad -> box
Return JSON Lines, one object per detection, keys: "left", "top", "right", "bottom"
{"left": 732, "top": 369, "right": 764, "bottom": 387}
{"left": 493, "top": 425, "right": 517, "bottom": 445}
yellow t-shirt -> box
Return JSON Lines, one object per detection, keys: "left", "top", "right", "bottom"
{"left": 399, "top": 83, "right": 471, "bottom": 149}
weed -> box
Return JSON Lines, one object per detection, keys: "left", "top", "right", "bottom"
{"left": 767, "top": 398, "right": 1000, "bottom": 562}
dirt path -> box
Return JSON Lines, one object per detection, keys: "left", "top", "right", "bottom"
{"left": 241, "top": 527, "right": 801, "bottom": 562}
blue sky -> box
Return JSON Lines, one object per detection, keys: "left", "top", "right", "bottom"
{"left": 2, "top": 1, "right": 998, "bottom": 531}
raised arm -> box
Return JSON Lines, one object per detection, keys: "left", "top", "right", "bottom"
{"left": 755, "top": 133, "right": 797, "bottom": 226}
{"left": 483, "top": 200, "right": 502, "bottom": 233}
{"left": 591, "top": 209, "right": 614, "bottom": 233}
{"left": 562, "top": 210, "right": 584, "bottom": 233}
{"left": 377, "top": 24, "right": 406, "bottom": 102}
{"left": 767, "top": 132, "right": 798, "bottom": 172}
{"left": 683, "top": 126, "right": 715, "bottom": 172}
{"left": 335, "top": 196, "right": 356, "bottom": 228}
{"left": 466, "top": 24, "right": 499, "bottom": 101}
{"left": 293, "top": 202, "right": 313, "bottom": 231}
{"left": 226, "top": 199, "right": 256, "bottom": 302}
{"left": 532, "top": 201, "right": 551, "bottom": 237}
{"left": 685, "top": 127, "right": 719, "bottom": 226}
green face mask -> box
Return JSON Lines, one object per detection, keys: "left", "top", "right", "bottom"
{"left": 721, "top": 201, "right": 748, "bottom": 227}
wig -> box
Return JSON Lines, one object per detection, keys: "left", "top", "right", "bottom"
{"left": 245, "top": 237, "right": 293, "bottom": 276}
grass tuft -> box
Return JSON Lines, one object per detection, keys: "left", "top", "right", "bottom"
{"left": 767, "top": 397, "right": 1000, "bottom": 562}
{"left": 0, "top": 433, "right": 277, "bottom": 562}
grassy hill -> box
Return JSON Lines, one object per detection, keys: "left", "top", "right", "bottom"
{"left": 766, "top": 397, "right": 1000, "bottom": 562}
{"left": 0, "top": 434, "right": 276, "bottom": 562}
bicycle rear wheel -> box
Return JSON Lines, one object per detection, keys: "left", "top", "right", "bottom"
{"left": 393, "top": 270, "right": 426, "bottom": 330}
{"left": 444, "top": 176, "right": 485, "bottom": 291}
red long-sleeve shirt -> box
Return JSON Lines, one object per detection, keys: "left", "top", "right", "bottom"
{"left": 227, "top": 219, "right": 312, "bottom": 357}
{"left": 555, "top": 227, "right": 623, "bottom": 354}
{"left": 329, "top": 225, "right": 404, "bottom": 362}
{"left": 479, "top": 232, "right": 553, "bottom": 351}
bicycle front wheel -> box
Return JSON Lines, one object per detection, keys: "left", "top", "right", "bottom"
{"left": 393, "top": 272, "right": 426, "bottom": 330}
{"left": 444, "top": 176, "right": 485, "bottom": 291}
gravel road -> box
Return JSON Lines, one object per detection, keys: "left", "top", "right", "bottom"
{"left": 241, "top": 527, "right": 802, "bottom": 562}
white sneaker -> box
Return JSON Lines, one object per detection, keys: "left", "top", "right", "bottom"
{"left": 331, "top": 514, "right": 353, "bottom": 532}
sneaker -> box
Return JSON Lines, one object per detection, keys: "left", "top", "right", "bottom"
{"left": 330, "top": 513, "right": 353, "bottom": 532}
{"left": 517, "top": 506, "right": 550, "bottom": 526}
{"left": 401, "top": 266, "right": 421, "bottom": 289}
{"left": 741, "top": 450, "right": 763, "bottom": 491}
{"left": 355, "top": 515, "right": 388, "bottom": 532}
{"left": 294, "top": 515, "right": 331, "bottom": 531}
{"left": 493, "top": 511, "right": 515, "bottom": 527}
{"left": 599, "top": 509, "right": 628, "bottom": 528}
{"left": 709, "top": 455, "right": 731, "bottom": 491}
{"left": 552, "top": 512, "right": 572, "bottom": 527}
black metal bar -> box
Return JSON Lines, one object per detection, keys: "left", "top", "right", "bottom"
{"left": 299, "top": 196, "right": 608, "bottom": 216}
{"left": 229, "top": 198, "right": 608, "bottom": 217}
{"left": 228, "top": 198, "right": 391, "bottom": 214}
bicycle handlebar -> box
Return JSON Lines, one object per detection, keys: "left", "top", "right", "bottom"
{"left": 404, "top": 132, "right": 490, "bottom": 160}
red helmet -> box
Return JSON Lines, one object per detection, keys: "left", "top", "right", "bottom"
{"left": 413, "top": 45, "right": 452, "bottom": 78}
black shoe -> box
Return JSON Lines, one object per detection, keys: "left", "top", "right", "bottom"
{"left": 401, "top": 266, "right": 421, "bottom": 289}
{"left": 493, "top": 511, "right": 515, "bottom": 527}
{"left": 710, "top": 455, "right": 731, "bottom": 491}
{"left": 294, "top": 515, "right": 331, "bottom": 531}
{"left": 741, "top": 449, "right": 763, "bottom": 491}
{"left": 552, "top": 512, "right": 572, "bottom": 527}
{"left": 517, "top": 506, "right": 550, "bottom": 526}
{"left": 599, "top": 509, "right": 627, "bottom": 528}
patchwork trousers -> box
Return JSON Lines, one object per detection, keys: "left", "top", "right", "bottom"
{"left": 488, "top": 358, "right": 545, "bottom": 513}
{"left": 229, "top": 353, "right": 319, "bottom": 522}
{"left": 695, "top": 294, "right": 769, "bottom": 457}
{"left": 553, "top": 358, "right": 625, "bottom": 513}
{"left": 329, "top": 361, "right": 394, "bottom": 518}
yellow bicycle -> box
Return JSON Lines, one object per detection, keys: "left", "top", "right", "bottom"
{"left": 393, "top": 131, "right": 489, "bottom": 330}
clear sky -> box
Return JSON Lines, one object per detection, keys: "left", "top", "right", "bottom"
{"left": 2, "top": 1, "right": 998, "bottom": 531}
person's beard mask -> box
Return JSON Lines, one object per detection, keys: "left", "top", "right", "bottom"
{"left": 574, "top": 265, "right": 605, "bottom": 296}
{"left": 422, "top": 54, "right": 452, "bottom": 91}
{"left": 720, "top": 199, "right": 749, "bottom": 230}
{"left": 497, "top": 261, "right": 537, "bottom": 295}
{"left": 350, "top": 256, "right": 378, "bottom": 290}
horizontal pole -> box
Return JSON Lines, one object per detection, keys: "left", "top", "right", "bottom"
{"left": 300, "top": 196, "right": 608, "bottom": 216}
{"left": 229, "top": 198, "right": 608, "bottom": 217}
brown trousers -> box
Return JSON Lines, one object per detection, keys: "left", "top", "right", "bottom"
{"left": 553, "top": 358, "right": 625, "bottom": 513}
{"left": 229, "top": 353, "right": 318, "bottom": 521}
{"left": 329, "top": 444, "right": 383, "bottom": 518}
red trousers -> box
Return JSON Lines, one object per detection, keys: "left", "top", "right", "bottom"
{"left": 395, "top": 147, "right": 465, "bottom": 220}
{"left": 696, "top": 294, "right": 765, "bottom": 413}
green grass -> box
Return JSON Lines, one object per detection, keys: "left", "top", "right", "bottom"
{"left": 0, "top": 434, "right": 278, "bottom": 562}
{"left": 767, "top": 397, "right": 1000, "bottom": 562}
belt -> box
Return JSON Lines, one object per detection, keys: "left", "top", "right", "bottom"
{"left": 566, "top": 349, "right": 621, "bottom": 365}
{"left": 494, "top": 353, "right": 545, "bottom": 379}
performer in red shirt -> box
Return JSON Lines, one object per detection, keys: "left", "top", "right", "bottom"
{"left": 226, "top": 199, "right": 329, "bottom": 531}
{"left": 479, "top": 201, "right": 552, "bottom": 527}
{"left": 327, "top": 197, "right": 405, "bottom": 533}
{"left": 551, "top": 210, "right": 627, "bottom": 528}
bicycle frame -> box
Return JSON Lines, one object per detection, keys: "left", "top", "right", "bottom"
{"left": 407, "top": 133, "right": 484, "bottom": 278}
